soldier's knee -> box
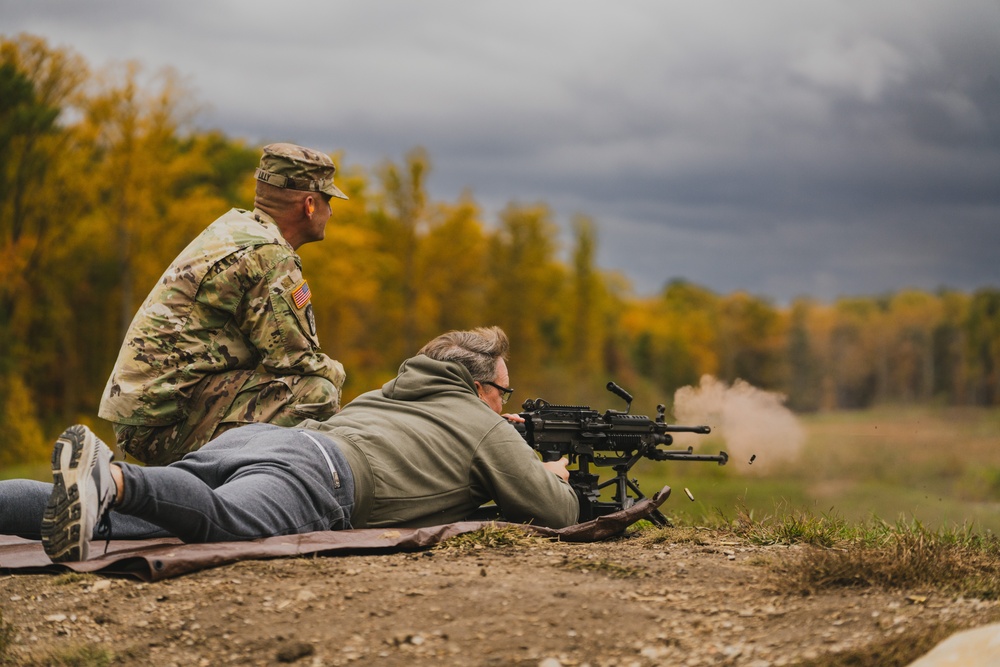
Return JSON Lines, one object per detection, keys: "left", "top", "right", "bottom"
{"left": 113, "top": 422, "right": 193, "bottom": 466}
{"left": 288, "top": 376, "right": 340, "bottom": 408}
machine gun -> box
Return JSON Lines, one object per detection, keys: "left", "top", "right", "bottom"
{"left": 514, "top": 382, "right": 728, "bottom": 526}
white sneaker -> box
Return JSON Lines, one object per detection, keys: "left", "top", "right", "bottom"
{"left": 41, "top": 425, "right": 117, "bottom": 562}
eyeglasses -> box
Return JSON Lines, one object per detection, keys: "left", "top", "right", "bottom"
{"left": 481, "top": 380, "right": 514, "bottom": 406}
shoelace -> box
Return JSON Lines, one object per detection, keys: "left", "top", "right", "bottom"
{"left": 96, "top": 495, "right": 115, "bottom": 555}
{"left": 97, "top": 450, "right": 118, "bottom": 555}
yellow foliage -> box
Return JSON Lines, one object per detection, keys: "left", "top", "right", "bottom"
{"left": 1, "top": 32, "right": 1000, "bottom": 471}
{"left": 0, "top": 374, "right": 46, "bottom": 466}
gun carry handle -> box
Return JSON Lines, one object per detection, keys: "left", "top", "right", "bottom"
{"left": 606, "top": 381, "right": 633, "bottom": 405}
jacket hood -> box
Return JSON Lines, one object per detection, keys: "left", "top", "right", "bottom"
{"left": 380, "top": 354, "right": 478, "bottom": 402}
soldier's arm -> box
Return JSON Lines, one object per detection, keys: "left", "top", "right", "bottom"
{"left": 238, "top": 247, "right": 346, "bottom": 389}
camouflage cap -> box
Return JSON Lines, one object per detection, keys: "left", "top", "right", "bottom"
{"left": 254, "top": 143, "right": 349, "bottom": 200}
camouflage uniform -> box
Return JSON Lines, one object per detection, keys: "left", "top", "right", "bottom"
{"left": 99, "top": 144, "right": 349, "bottom": 465}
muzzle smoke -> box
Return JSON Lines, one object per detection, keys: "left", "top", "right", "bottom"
{"left": 672, "top": 375, "right": 804, "bottom": 473}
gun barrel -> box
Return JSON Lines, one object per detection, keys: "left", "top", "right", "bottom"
{"left": 664, "top": 424, "right": 711, "bottom": 434}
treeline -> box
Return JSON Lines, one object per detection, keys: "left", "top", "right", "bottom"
{"left": 2, "top": 34, "right": 998, "bottom": 465}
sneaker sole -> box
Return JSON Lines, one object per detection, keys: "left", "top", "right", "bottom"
{"left": 41, "top": 425, "right": 94, "bottom": 562}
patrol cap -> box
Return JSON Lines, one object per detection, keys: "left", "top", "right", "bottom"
{"left": 254, "top": 143, "right": 349, "bottom": 200}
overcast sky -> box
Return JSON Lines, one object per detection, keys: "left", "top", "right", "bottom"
{"left": 4, "top": 0, "right": 999, "bottom": 302}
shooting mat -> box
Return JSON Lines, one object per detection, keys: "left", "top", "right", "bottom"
{"left": 0, "top": 487, "right": 670, "bottom": 581}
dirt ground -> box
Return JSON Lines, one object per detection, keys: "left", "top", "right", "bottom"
{"left": 1, "top": 530, "right": 997, "bottom": 667}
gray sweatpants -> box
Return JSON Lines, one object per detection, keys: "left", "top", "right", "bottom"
{"left": 0, "top": 424, "right": 354, "bottom": 543}
{"left": 0, "top": 479, "right": 168, "bottom": 540}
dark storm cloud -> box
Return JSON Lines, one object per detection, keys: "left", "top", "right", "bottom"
{"left": 2, "top": 0, "right": 998, "bottom": 300}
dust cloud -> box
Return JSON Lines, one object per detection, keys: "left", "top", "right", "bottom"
{"left": 672, "top": 375, "right": 805, "bottom": 473}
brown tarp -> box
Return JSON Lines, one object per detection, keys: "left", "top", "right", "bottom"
{"left": 0, "top": 487, "right": 670, "bottom": 581}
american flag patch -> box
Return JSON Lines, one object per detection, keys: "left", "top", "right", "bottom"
{"left": 291, "top": 280, "right": 311, "bottom": 309}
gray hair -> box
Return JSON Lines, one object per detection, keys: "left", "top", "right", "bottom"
{"left": 418, "top": 326, "right": 509, "bottom": 383}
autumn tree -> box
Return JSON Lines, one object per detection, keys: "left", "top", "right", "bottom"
{"left": 413, "top": 196, "right": 490, "bottom": 341}
{"left": 566, "top": 216, "right": 602, "bottom": 374}
{"left": 881, "top": 291, "right": 943, "bottom": 402}
{"left": 965, "top": 288, "right": 1000, "bottom": 405}
{"left": 932, "top": 290, "right": 969, "bottom": 403}
{"left": 785, "top": 299, "right": 824, "bottom": 412}
{"left": 485, "top": 203, "right": 567, "bottom": 387}
{"left": 6, "top": 31, "right": 1000, "bottom": 473}
{"left": 369, "top": 148, "right": 430, "bottom": 362}
{"left": 625, "top": 279, "right": 721, "bottom": 394}
{"left": 1, "top": 36, "right": 262, "bottom": 464}
{"left": 0, "top": 35, "right": 87, "bottom": 462}
{"left": 716, "top": 291, "right": 785, "bottom": 390}
{"left": 826, "top": 298, "right": 882, "bottom": 408}
{"left": 72, "top": 61, "right": 229, "bottom": 338}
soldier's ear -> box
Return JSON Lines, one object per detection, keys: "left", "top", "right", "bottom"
{"left": 306, "top": 199, "right": 315, "bottom": 216}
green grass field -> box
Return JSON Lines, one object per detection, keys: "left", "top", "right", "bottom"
{"left": 633, "top": 405, "right": 1000, "bottom": 533}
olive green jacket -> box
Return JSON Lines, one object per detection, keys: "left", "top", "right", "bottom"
{"left": 300, "top": 355, "right": 579, "bottom": 529}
